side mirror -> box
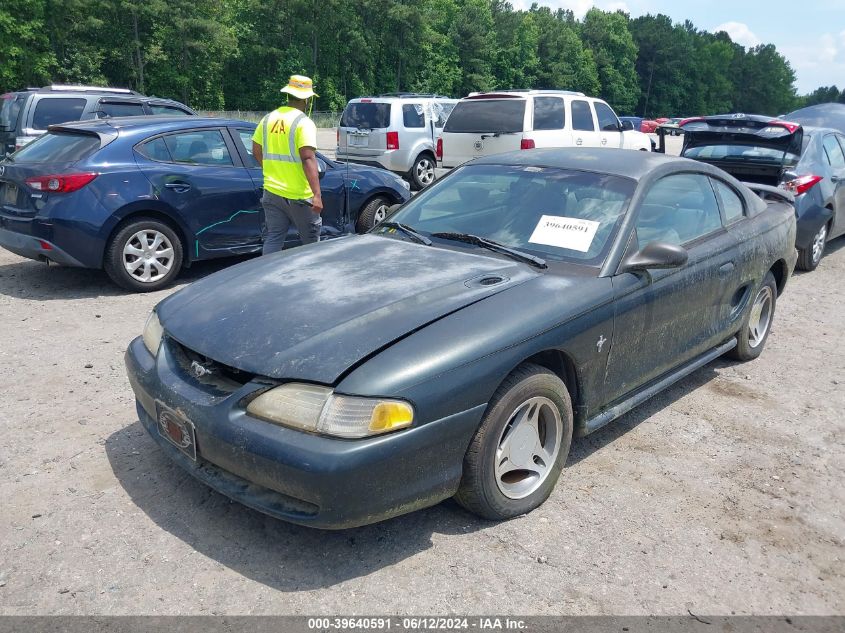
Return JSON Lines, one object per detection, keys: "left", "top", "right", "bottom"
{"left": 620, "top": 120, "right": 634, "bottom": 131}
{"left": 317, "top": 159, "right": 326, "bottom": 179}
{"left": 618, "top": 241, "right": 688, "bottom": 274}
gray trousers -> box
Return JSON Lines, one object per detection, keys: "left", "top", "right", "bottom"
{"left": 261, "top": 190, "right": 322, "bottom": 254}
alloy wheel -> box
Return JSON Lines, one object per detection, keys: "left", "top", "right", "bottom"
{"left": 747, "top": 285, "right": 773, "bottom": 349}
{"left": 812, "top": 224, "right": 827, "bottom": 266}
{"left": 494, "top": 396, "right": 563, "bottom": 499}
{"left": 415, "top": 158, "right": 435, "bottom": 186}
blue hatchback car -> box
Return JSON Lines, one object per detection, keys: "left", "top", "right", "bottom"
{"left": 0, "top": 117, "right": 411, "bottom": 290}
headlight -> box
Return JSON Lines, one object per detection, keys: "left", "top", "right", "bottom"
{"left": 142, "top": 310, "right": 164, "bottom": 356}
{"left": 399, "top": 179, "right": 411, "bottom": 191}
{"left": 246, "top": 383, "right": 414, "bottom": 438}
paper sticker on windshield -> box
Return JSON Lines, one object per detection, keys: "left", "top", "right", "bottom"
{"left": 528, "top": 216, "right": 600, "bottom": 252}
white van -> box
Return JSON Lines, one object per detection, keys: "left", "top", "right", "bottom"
{"left": 439, "top": 90, "right": 652, "bottom": 168}
{"left": 337, "top": 94, "right": 458, "bottom": 188}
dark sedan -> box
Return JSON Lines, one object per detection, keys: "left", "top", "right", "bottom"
{"left": 125, "top": 148, "right": 797, "bottom": 529}
{"left": 0, "top": 117, "right": 410, "bottom": 290}
{"left": 679, "top": 114, "right": 845, "bottom": 271}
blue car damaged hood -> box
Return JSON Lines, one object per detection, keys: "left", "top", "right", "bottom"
{"left": 156, "top": 235, "right": 541, "bottom": 383}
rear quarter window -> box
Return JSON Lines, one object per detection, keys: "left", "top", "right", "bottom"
{"left": 150, "top": 105, "right": 191, "bottom": 116}
{"left": 11, "top": 132, "right": 100, "bottom": 163}
{"left": 533, "top": 97, "right": 565, "bottom": 130}
{"left": 98, "top": 102, "right": 145, "bottom": 117}
{"left": 571, "top": 100, "right": 595, "bottom": 132}
{"left": 402, "top": 104, "right": 425, "bottom": 128}
{"left": 340, "top": 103, "right": 392, "bottom": 129}
{"left": 444, "top": 100, "right": 526, "bottom": 133}
{"left": 31, "top": 98, "right": 87, "bottom": 129}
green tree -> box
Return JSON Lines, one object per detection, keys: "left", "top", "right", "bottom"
{"left": 0, "top": 0, "right": 54, "bottom": 92}
{"left": 581, "top": 8, "right": 640, "bottom": 113}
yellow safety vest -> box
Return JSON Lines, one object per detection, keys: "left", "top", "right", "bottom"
{"left": 252, "top": 106, "right": 317, "bottom": 200}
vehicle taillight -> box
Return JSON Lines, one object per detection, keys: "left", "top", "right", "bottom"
{"left": 336, "top": 128, "right": 340, "bottom": 144}
{"left": 769, "top": 120, "right": 800, "bottom": 133}
{"left": 386, "top": 131, "right": 399, "bottom": 150}
{"left": 520, "top": 138, "right": 535, "bottom": 150}
{"left": 436, "top": 137, "right": 443, "bottom": 159}
{"left": 783, "top": 174, "right": 823, "bottom": 196}
{"left": 25, "top": 172, "right": 98, "bottom": 193}
{"left": 678, "top": 117, "right": 704, "bottom": 127}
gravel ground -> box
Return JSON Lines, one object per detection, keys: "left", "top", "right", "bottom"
{"left": 0, "top": 134, "right": 842, "bottom": 615}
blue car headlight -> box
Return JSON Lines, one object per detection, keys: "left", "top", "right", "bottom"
{"left": 142, "top": 310, "right": 164, "bottom": 356}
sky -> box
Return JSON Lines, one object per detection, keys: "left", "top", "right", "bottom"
{"left": 509, "top": 0, "right": 845, "bottom": 94}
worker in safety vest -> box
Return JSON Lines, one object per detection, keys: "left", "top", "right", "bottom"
{"left": 252, "top": 75, "right": 323, "bottom": 254}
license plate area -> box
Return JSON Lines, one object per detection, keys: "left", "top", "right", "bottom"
{"left": 348, "top": 134, "right": 369, "bottom": 147}
{"left": 155, "top": 403, "right": 197, "bottom": 461}
{"left": 2, "top": 183, "right": 18, "bottom": 205}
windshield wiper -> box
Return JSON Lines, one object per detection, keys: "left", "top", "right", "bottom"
{"left": 378, "top": 221, "right": 432, "bottom": 245}
{"left": 431, "top": 232, "right": 547, "bottom": 269}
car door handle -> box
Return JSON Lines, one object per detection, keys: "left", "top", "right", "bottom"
{"left": 576, "top": 138, "right": 583, "bottom": 146}
{"left": 601, "top": 138, "right": 607, "bottom": 145}
{"left": 719, "top": 262, "right": 735, "bottom": 276}
{"left": 165, "top": 182, "right": 191, "bottom": 192}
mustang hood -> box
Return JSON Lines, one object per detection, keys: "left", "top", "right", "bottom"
{"left": 157, "top": 235, "right": 540, "bottom": 383}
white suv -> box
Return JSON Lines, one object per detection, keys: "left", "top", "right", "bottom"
{"left": 337, "top": 94, "right": 458, "bottom": 189}
{"left": 439, "top": 90, "right": 651, "bottom": 168}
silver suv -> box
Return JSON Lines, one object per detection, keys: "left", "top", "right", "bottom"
{"left": 336, "top": 94, "right": 457, "bottom": 189}
{"left": 1, "top": 85, "right": 195, "bottom": 156}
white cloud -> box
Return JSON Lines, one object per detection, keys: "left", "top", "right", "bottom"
{"left": 781, "top": 32, "right": 845, "bottom": 93}
{"left": 712, "top": 21, "right": 761, "bottom": 48}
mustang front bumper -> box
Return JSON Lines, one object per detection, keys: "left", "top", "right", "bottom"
{"left": 124, "top": 336, "right": 484, "bottom": 529}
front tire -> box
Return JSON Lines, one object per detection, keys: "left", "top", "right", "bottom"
{"left": 728, "top": 271, "right": 777, "bottom": 361}
{"left": 104, "top": 218, "right": 183, "bottom": 292}
{"left": 455, "top": 364, "right": 573, "bottom": 520}
{"left": 409, "top": 154, "right": 436, "bottom": 190}
{"left": 355, "top": 196, "right": 391, "bottom": 233}
{"left": 796, "top": 222, "right": 828, "bottom": 271}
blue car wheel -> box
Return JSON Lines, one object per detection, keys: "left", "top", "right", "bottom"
{"left": 104, "top": 218, "right": 184, "bottom": 292}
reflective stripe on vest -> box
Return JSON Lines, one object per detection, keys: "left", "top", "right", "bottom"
{"left": 261, "top": 112, "right": 306, "bottom": 163}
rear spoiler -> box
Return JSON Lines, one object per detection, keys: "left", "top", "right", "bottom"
{"left": 742, "top": 182, "right": 794, "bottom": 204}
{"left": 47, "top": 123, "right": 119, "bottom": 148}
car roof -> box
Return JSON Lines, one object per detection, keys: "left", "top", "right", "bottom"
{"left": 49, "top": 116, "right": 251, "bottom": 135}
{"left": 468, "top": 147, "right": 696, "bottom": 181}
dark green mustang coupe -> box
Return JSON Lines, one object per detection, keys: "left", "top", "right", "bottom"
{"left": 125, "top": 148, "right": 797, "bottom": 528}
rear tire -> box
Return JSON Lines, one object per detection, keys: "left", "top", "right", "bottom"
{"left": 355, "top": 196, "right": 391, "bottom": 233}
{"left": 455, "top": 364, "right": 573, "bottom": 521}
{"left": 728, "top": 271, "right": 777, "bottom": 361}
{"left": 409, "top": 154, "right": 436, "bottom": 190}
{"left": 104, "top": 218, "right": 184, "bottom": 292}
{"left": 796, "top": 222, "right": 828, "bottom": 271}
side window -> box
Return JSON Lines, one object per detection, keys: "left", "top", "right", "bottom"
{"left": 594, "top": 102, "right": 620, "bottom": 132}
{"left": 712, "top": 178, "right": 745, "bottom": 223}
{"left": 822, "top": 134, "right": 845, "bottom": 169}
{"left": 402, "top": 104, "right": 425, "bottom": 128}
{"left": 162, "top": 129, "right": 233, "bottom": 166}
{"left": 635, "top": 173, "right": 723, "bottom": 246}
{"left": 150, "top": 105, "right": 191, "bottom": 116}
{"left": 533, "top": 97, "right": 565, "bottom": 130}
{"left": 236, "top": 129, "right": 258, "bottom": 167}
{"left": 97, "top": 101, "right": 145, "bottom": 117}
{"left": 136, "top": 137, "right": 171, "bottom": 162}
{"left": 31, "top": 98, "right": 87, "bottom": 129}
{"left": 571, "top": 100, "right": 595, "bottom": 131}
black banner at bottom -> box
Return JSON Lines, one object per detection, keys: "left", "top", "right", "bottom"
{"left": 0, "top": 616, "right": 841, "bottom": 633}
